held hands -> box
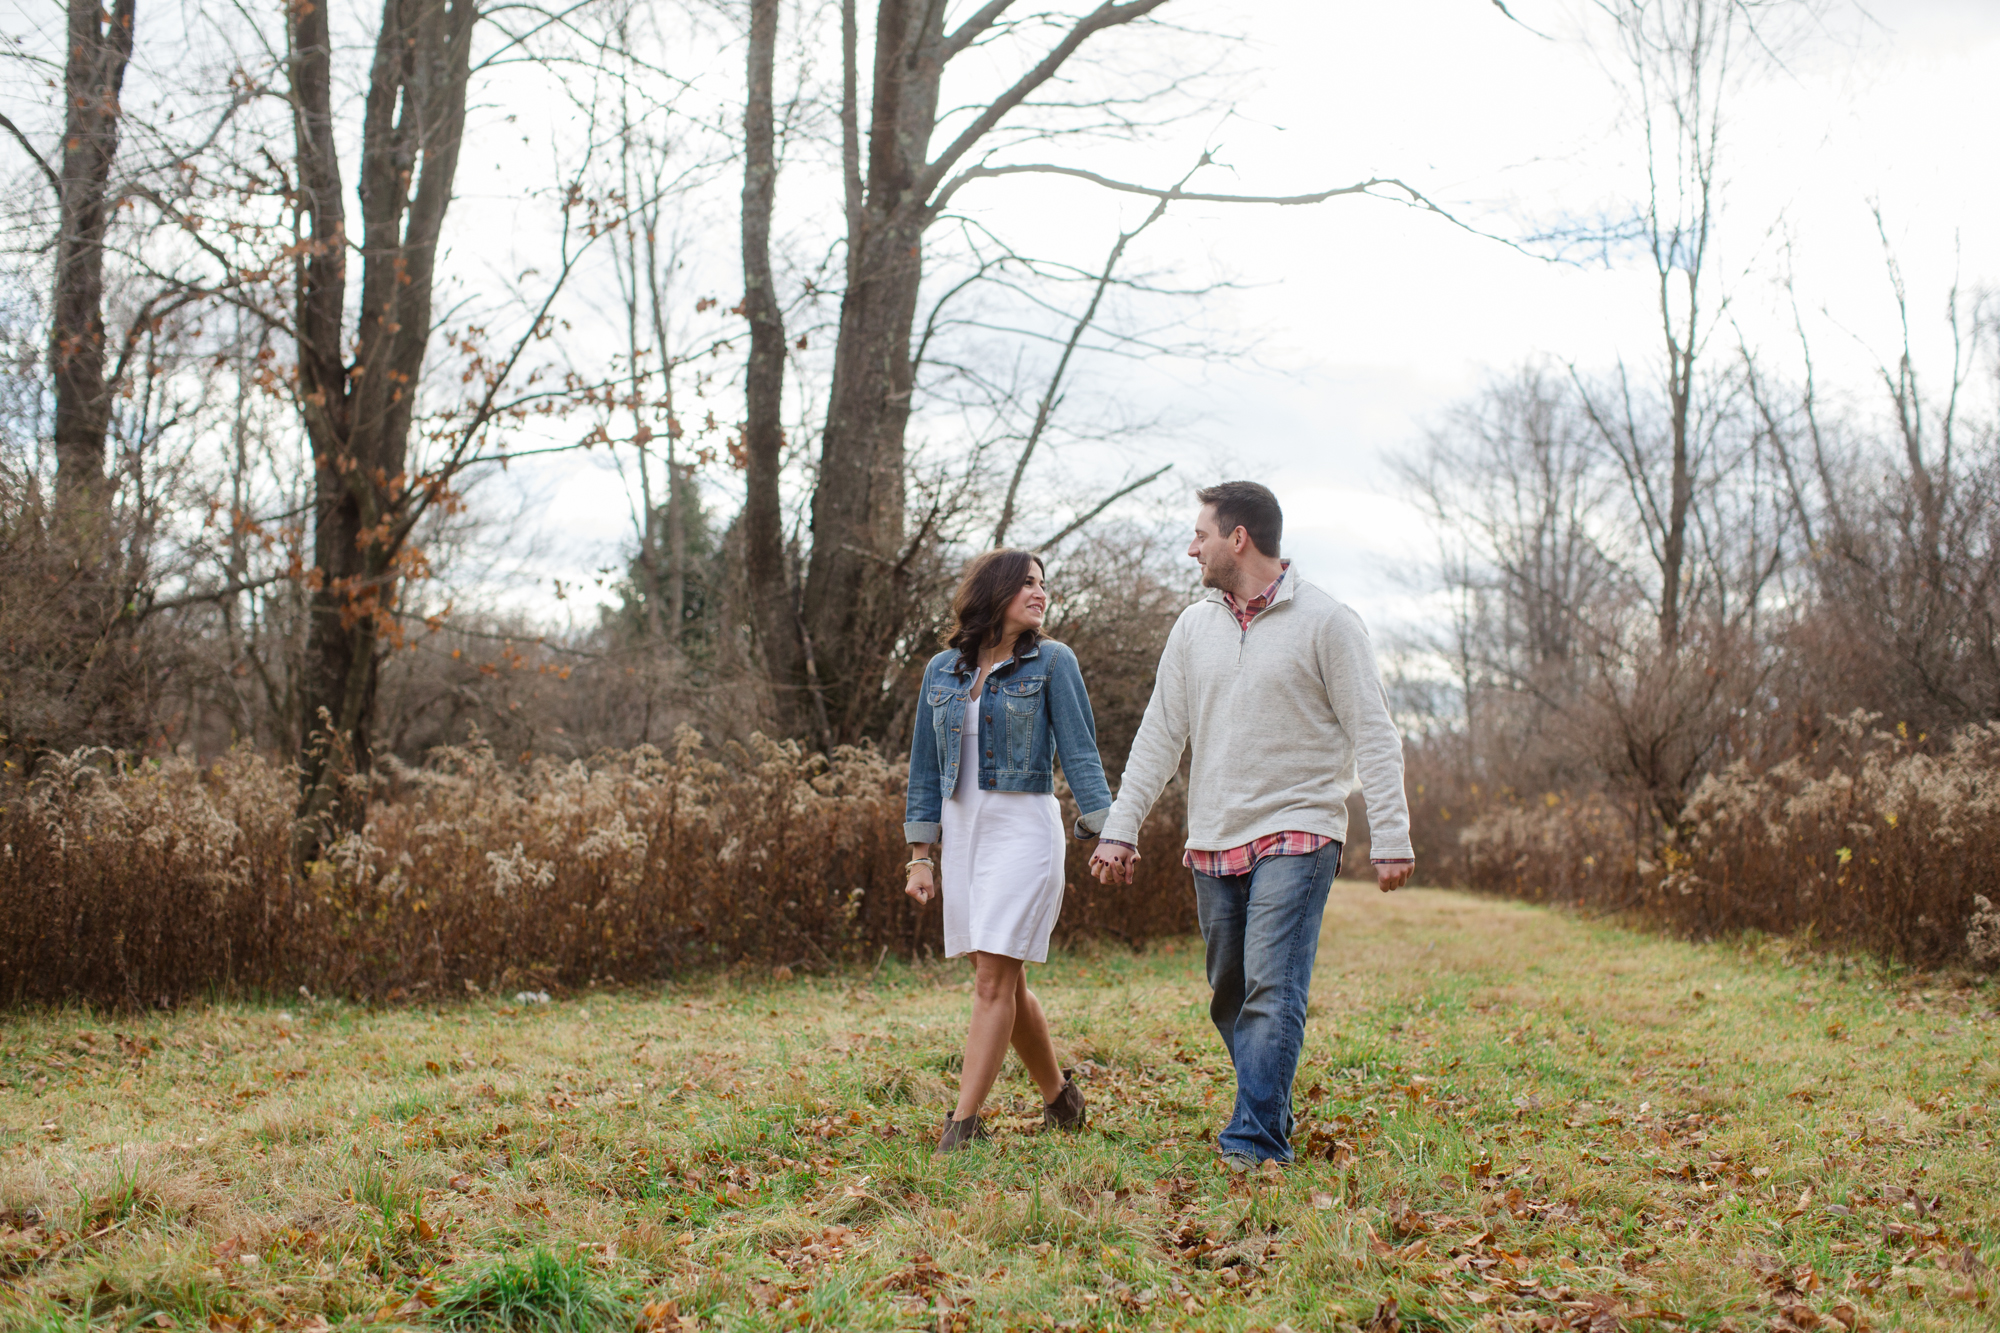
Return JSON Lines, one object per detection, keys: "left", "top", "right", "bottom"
{"left": 1088, "top": 842, "right": 1139, "bottom": 885}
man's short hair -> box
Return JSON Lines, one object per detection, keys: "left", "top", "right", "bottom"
{"left": 1197, "top": 480, "right": 1282, "bottom": 558}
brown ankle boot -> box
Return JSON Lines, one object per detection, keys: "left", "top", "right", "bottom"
{"left": 936, "top": 1112, "right": 991, "bottom": 1155}
{"left": 1042, "top": 1071, "right": 1086, "bottom": 1131}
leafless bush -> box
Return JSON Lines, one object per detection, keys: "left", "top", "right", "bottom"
{"left": 1451, "top": 713, "right": 2000, "bottom": 969}
{"left": 0, "top": 481, "right": 184, "bottom": 766}
{"left": 1055, "top": 774, "right": 1199, "bottom": 947}
{"left": 1458, "top": 790, "right": 1642, "bottom": 910}
{"left": 1655, "top": 712, "right": 2000, "bottom": 967}
{"left": 0, "top": 746, "right": 295, "bottom": 1006}
{"left": 1042, "top": 523, "right": 1196, "bottom": 768}
{"left": 1, "top": 732, "right": 1191, "bottom": 1007}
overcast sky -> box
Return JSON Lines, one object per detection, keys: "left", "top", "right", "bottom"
{"left": 1097, "top": 0, "right": 1999, "bottom": 626}
{"left": 482, "top": 0, "right": 1998, "bottom": 638}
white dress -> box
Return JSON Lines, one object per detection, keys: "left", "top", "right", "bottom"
{"left": 940, "top": 688, "right": 1067, "bottom": 962}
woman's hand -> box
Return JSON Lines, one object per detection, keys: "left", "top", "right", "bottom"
{"left": 905, "top": 842, "right": 936, "bottom": 905}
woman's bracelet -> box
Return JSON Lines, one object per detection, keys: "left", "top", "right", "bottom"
{"left": 906, "top": 857, "right": 934, "bottom": 869}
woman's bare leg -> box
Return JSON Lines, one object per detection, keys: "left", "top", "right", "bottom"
{"left": 1008, "top": 970, "right": 1065, "bottom": 1104}
{"left": 952, "top": 952, "right": 1024, "bottom": 1122}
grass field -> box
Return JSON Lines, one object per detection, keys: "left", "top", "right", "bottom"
{"left": 3, "top": 885, "right": 1996, "bottom": 1332}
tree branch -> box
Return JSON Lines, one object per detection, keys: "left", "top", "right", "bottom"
{"left": 1489, "top": 0, "right": 1553, "bottom": 40}
{"left": 390, "top": 200, "right": 609, "bottom": 549}
{"left": 992, "top": 154, "right": 1198, "bottom": 547}
{"left": 942, "top": 0, "right": 1015, "bottom": 61}
{"left": 1035, "top": 462, "right": 1173, "bottom": 551}
{"left": 139, "top": 572, "right": 288, "bottom": 617}
{"left": 915, "top": 0, "right": 1172, "bottom": 206}
{"left": 940, "top": 160, "right": 1557, "bottom": 264}
{"left": 0, "top": 112, "right": 60, "bottom": 198}
{"left": 940, "top": 159, "right": 1392, "bottom": 211}
{"left": 840, "top": 0, "right": 862, "bottom": 284}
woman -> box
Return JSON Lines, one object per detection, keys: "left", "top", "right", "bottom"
{"left": 904, "top": 548, "right": 1115, "bottom": 1154}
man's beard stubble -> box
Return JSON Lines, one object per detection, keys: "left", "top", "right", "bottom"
{"left": 1199, "top": 545, "right": 1237, "bottom": 590}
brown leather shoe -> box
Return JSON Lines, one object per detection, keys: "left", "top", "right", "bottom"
{"left": 936, "top": 1112, "right": 991, "bottom": 1155}
{"left": 1042, "top": 1070, "right": 1086, "bottom": 1131}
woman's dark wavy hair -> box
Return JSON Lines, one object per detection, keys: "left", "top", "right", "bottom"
{"left": 946, "top": 548, "right": 1046, "bottom": 673}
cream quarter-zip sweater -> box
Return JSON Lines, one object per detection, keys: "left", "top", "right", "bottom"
{"left": 1098, "top": 565, "right": 1413, "bottom": 860}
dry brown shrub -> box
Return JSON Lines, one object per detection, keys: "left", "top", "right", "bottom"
{"left": 1055, "top": 777, "right": 1198, "bottom": 948}
{"left": 1, "top": 730, "right": 1192, "bottom": 1007}
{"left": 1655, "top": 713, "right": 2000, "bottom": 967}
{"left": 0, "top": 746, "right": 295, "bottom": 1006}
{"left": 1453, "top": 713, "right": 2000, "bottom": 968}
{"left": 1458, "top": 790, "right": 1641, "bottom": 909}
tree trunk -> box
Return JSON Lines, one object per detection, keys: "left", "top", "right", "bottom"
{"left": 51, "top": 0, "right": 135, "bottom": 524}
{"left": 289, "top": 0, "right": 476, "bottom": 857}
{"left": 798, "top": 0, "right": 946, "bottom": 741}
{"left": 784, "top": 0, "right": 1169, "bottom": 742}
{"left": 740, "top": 0, "right": 802, "bottom": 709}
{"left": 801, "top": 211, "right": 927, "bottom": 737}
{"left": 666, "top": 459, "right": 688, "bottom": 641}
{"left": 1658, "top": 327, "right": 1692, "bottom": 651}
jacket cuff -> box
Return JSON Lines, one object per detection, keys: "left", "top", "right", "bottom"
{"left": 1071, "top": 805, "right": 1110, "bottom": 839}
{"left": 903, "top": 822, "right": 941, "bottom": 845}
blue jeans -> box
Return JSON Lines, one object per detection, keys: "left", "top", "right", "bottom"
{"left": 1193, "top": 842, "right": 1341, "bottom": 1162}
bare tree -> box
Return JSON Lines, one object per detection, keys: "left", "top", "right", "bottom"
{"left": 46, "top": 0, "right": 136, "bottom": 525}
{"left": 987, "top": 156, "right": 1201, "bottom": 549}
{"left": 1398, "top": 364, "right": 1618, "bottom": 789}
{"left": 0, "top": 0, "right": 287, "bottom": 760}
{"left": 1472, "top": 0, "right": 1816, "bottom": 835}
{"left": 1567, "top": 0, "right": 1815, "bottom": 650}
{"left": 740, "top": 0, "right": 807, "bottom": 728}
{"left": 288, "top": 0, "right": 478, "bottom": 849}
{"left": 597, "top": 9, "right": 709, "bottom": 656}
{"left": 1751, "top": 232, "right": 2000, "bottom": 728}
{"left": 765, "top": 0, "right": 1483, "bottom": 742}
{"left": 794, "top": 1, "right": 1208, "bottom": 742}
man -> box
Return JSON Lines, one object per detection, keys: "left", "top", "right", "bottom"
{"left": 1090, "top": 480, "right": 1414, "bottom": 1169}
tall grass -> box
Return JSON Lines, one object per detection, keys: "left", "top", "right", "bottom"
{"left": 1456, "top": 713, "right": 2000, "bottom": 968}
{"left": 1, "top": 730, "right": 1195, "bottom": 1006}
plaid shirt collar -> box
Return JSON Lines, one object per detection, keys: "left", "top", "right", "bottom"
{"left": 1221, "top": 560, "right": 1290, "bottom": 632}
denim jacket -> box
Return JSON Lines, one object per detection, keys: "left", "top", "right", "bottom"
{"left": 903, "top": 638, "right": 1114, "bottom": 845}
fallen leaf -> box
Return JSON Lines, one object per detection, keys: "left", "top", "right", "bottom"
{"left": 1385, "top": 1197, "right": 1427, "bottom": 1237}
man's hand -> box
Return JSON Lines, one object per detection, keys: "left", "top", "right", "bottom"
{"left": 1089, "top": 842, "right": 1140, "bottom": 885}
{"left": 1374, "top": 860, "right": 1414, "bottom": 894}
